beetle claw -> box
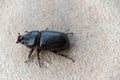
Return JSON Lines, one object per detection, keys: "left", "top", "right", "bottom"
{"left": 16, "top": 41, "right": 19, "bottom": 43}
{"left": 38, "top": 61, "right": 41, "bottom": 67}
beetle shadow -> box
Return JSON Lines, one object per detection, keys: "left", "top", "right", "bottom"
{"left": 40, "top": 51, "right": 53, "bottom": 64}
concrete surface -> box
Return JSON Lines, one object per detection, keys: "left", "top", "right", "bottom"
{"left": 0, "top": 0, "right": 120, "bottom": 80}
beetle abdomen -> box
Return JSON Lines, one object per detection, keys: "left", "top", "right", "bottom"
{"left": 39, "top": 31, "right": 70, "bottom": 51}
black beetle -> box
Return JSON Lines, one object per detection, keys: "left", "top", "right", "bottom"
{"left": 16, "top": 29, "right": 74, "bottom": 67}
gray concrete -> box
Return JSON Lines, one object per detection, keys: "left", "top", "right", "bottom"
{"left": 0, "top": 0, "right": 120, "bottom": 80}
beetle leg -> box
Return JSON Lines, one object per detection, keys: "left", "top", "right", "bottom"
{"left": 53, "top": 51, "right": 75, "bottom": 62}
{"left": 37, "top": 49, "right": 41, "bottom": 67}
{"left": 24, "top": 31, "right": 28, "bottom": 33}
{"left": 25, "top": 48, "right": 34, "bottom": 63}
{"left": 45, "top": 28, "right": 49, "bottom": 31}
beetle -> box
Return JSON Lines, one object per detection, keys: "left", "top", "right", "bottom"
{"left": 16, "top": 29, "right": 74, "bottom": 67}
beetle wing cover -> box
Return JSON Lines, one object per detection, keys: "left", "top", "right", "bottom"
{"left": 40, "top": 31, "right": 69, "bottom": 50}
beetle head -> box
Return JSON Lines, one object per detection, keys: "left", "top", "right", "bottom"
{"left": 16, "top": 33, "right": 22, "bottom": 43}
{"left": 16, "top": 31, "right": 40, "bottom": 48}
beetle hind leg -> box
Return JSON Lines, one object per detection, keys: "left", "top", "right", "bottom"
{"left": 52, "top": 51, "right": 75, "bottom": 62}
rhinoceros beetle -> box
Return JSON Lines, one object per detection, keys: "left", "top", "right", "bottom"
{"left": 16, "top": 29, "right": 74, "bottom": 67}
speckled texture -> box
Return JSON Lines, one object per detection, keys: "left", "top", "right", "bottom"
{"left": 0, "top": 0, "right": 120, "bottom": 80}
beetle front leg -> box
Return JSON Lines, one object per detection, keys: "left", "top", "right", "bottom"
{"left": 25, "top": 48, "right": 34, "bottom": 63}
{"left": 53, "top": 51, "right": 75, "bottom": 62}
{"left": 37, "top": 49, "right": 41, "bottom": 67}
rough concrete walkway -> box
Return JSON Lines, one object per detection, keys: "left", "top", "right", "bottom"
{"left": 0, "top": 0, "right": 120, "bottom": 80}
